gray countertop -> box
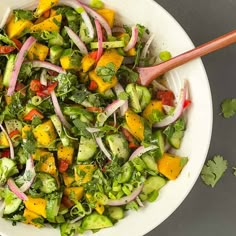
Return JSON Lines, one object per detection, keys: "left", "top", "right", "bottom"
{"left": 147, "top": 0, "right": 236, "bottom": 236}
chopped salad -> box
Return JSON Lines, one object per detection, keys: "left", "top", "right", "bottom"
{"left": 0, "top": 0, "right": 190, "bottom": 235}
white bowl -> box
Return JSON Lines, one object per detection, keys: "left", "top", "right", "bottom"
{"left": 0, "top": 0, "right": 213, "bottom": 236}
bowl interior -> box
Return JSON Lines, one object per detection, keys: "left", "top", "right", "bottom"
{"left": 0, "top": 0, "right": 213, "bottom": 236}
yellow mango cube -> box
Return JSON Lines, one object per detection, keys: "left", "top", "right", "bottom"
{"left": 81, "top": 54, "right": 96, "bottom": 72}
{"left": 31, "top": 15, "right": 62, "bottom": 33}
{"left": 142, "top": 100, "right": 163, "bottom": 123}
{"left": 74, "top": 164, "right": 97, "bottom": 185}
{"left": 33, "top": 120, "right": 57, "bottom": 147}
{"left": 28, "top": 43, "right": 49, "bottom": 61}
{"left": 23, "top": 208, "right": 44, "bottom": 228}
{"left": 64, "top": 187, "right": 84, "bottom": 201}
{"left": 24, "top": 196, "right": 47, "bottom": 218}
{"left": 39, "top": 154, "right": 57, "bottom": 176}
{"left": 96, "top": 9, "right": 115, "bottom": 27}
{"left": 63, "top": 172, "right": 75, "bottom": 187}
{"left": 6, "top": 17, "right": 33, "bottom": 39}
{"left": 34, "top": 0, "right": 59, "bottom": 17}
{"left": 60, "top": 55, "right": 81, "bottom": 71}
{"left": 57, "top": 143, "right": 74, "bottom": 165}
{"left": 0, "top": 132, "right": 10, "bottom": 148}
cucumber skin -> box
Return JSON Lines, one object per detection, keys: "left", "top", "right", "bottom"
{"left": 108, "top": 206, "right": 124, "bottom": 220}
{"left": 142, "top": 176, "right": 166, "bottom": 195}
{"left": 81, "top": 212, "right": 113, "bottom": 230}
{"left": 3, "top": 54, "right": 16, "bottom": 87}
{"left": 77, "top": 136, "right": 97, "bottom": 162}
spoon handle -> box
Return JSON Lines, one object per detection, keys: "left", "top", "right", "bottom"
{"left": 138, "top": 30, "right": 236, "bottom": 85}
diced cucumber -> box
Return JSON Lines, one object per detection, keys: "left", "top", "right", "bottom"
{"left": 142, "top": 176, "right": 166, "bottom": 196}
{"left": 142, "top": 154, "right": 158, "bottom": 173}
{"left": 37, "top": 172, "right": 58, "bottom": 194}
{"left": 46, "top": 192, "right": 62, "bottom": 223}
{"left": 117, "top": 161, "right": 133, "bottom": 183}
{"left": 132, "top": 157, "right": 146, "bottom": 172}
{"left": 80, "top": 22, "right": 93, "bottom": 43}
{"left": 50, "top": 46, "right": 64, "bottom": 64}
{"left": 81, "top": 212, "right": 113, "bottom": 230}
{"left": 77, "top": 136, "right": 97, "bottom": 162}
{"left": 168, "top": 130, "right": 184, "bottom": 149}
{"left": 152, "top": 130, "right": 165, "bottom": 157}
{"left": 3, "top": 54, "right": 16, "bottom": 87}
{"left": 4, "top": 119, "right": 22, "bottom": 134}
{"left": 108, "top": 206, "right": 124, "bottom": 220}
{"left": 106, "top": 133, "right": 130, "bottom": 161}
{"left": 90, "top": 41, "right": 125, "bottom": 49}
{"left": 3, "top": 188, "right": 22, "bottom": 215}
{"left": 50, "top": 115, "right": 70, "bottom": 147}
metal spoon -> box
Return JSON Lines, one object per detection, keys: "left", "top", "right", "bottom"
{"left": 137, "top": 30, "right": 236, "bottom": 86}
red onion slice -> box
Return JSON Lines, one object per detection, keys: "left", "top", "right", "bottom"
{"left": 64, "top": 26, "right": 88, "bottom": 55}
{"left": 153, "top": 80, "right": 188, "bottom": 128}
{"left": 7, "top": 36, "right": 36, "bottom": 96}
{"left": 51, "top": 90, "right": 71, "bottom": 129}
{"left": 26, "top": 61, "right": 66, "bottom": 74}
{"left": 80, "top": 2, "right": 112, "bottom": 36}
{"left": 139, "top": 33, "right": 155, "bottom": 66}
{"left": 0, "top": 124, "right": 14, "bottom": 159}
{"left": 113, "top": 83, "right": 128, "bottom": 116}
{"left": 129, "top": 145, "right": 157, "bottom": 161}
{"left": 20, "top": 156, "right": 36, "bottom": 192}
{"left": 59, "top": 0, "right": 94, "bottom": 38}
{"left": 124, "top": 26, "right": 138, "bottom": 52}
{"left": 0, "top": 7, "right": 11, "bottom": 29}
{"left": 105, "top": 99, "right": 126, "bottom": 118}
{"left": 94, "top": 19, "right": 103, "bottom": 62}
{"left": 7, "top": 178, "right": 28, "bottom": 201}
{"left": 106, "top": 184, "right": 144, "bottom": 206}
{"left": 95, "top": 137, "right": 111, "bottom": 160}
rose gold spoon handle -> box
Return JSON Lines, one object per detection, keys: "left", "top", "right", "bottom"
{"left": 137, "top": 30, "right": 236, "bottom": 86}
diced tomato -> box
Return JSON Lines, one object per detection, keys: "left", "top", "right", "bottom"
{"left": 86, "top": 107, "right": 103, "bottom": 113}
{"left": 43, "top": 9, "right": 51, "bottom": 18}
{"left": 183, "top": 99, "right": 191, "bottom": 109}
{"left": 88, "top": 80, "right": 98, "bottom": 91}
{"left": 9, "top": 129, "right": 20, "bottom": 139}
{"left": 61, "top": 195, "right": 74, "bottom": 208}
{"left": 36, "top": 91, "right": 49, "bottom": 97}
{"left": 121, "top": 127, "right": 139, "bottom": 149}
{"left": 47, "top": 81, "right": 58, "bottom": 93}
{"left": 15, "top": 82, "right": 26, "bottom": 96}
{"left": 1, "top": 149, "right": 10, "bottom": 158}
{"left": 89, "top": 51, "right": 98, "bottom": 60}
{"left": 11, "top": 38, "right": 23, "bottom": 50}
{"left": 157, "top": 90, "right": 175, "bottom": 106}
{"left": 30, "top": 80, "right": 44, "bottom": 92}
{"left": 0, "top": 46, "right": 15, "bottom": 54}
{"left": 58, "top": 160, "right": 69, "bottom": 173}
{"left": 24, "top": 109, "right": 44, "bottom": 121}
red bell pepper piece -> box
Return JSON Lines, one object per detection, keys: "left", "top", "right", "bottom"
{"left": 1, "top": 149, "right": 10, "bottom": 158}
{"left": 88, "top": 80, "right": 98, "bottom": 91}
{"left": 30, "top": 80, "right": 44, "bottom": 92}
{"left": 58, "top": 160, "right": 69, "bottom": 173}
{"left": 0, "top": 46, "right": 16, "bottom": 54}
{"left": 11, "top": 38, "right": 23, "bottom": 50}
{"left": 157, "top": 90, "right": 175, "bottom": 106}
{"left": 24, "top": 109, "right": 44, "bottom": 121}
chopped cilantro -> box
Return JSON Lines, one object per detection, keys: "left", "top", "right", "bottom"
{"left": 96, "top": 62, "right": 116, "bottom": 82}
{"left": 13, "top": 9, "right": 34, "bottom": 21}
{"left": 201, "top": 155, "right": 228, "bottom": 187}
{"left": 117, "top": 65, "right": 138, "bottom": 83}
{"left": 221, "top": 98, "right": 236, "bottom": 118}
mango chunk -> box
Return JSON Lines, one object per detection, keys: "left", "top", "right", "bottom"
{"left": 157, "top": 153, "right": 184, "bottom": 180}
{"left": 39, "top": 154, "right": 57, "bottom": 176}
{"left": 0, "top": 132, "right": 10, "bottom": 148}
{"left": 28, "top": 43, "right": 49, "bottom": 61}
{"left": 23, "top": 208, "right": 44, "bottom": 228}
{"left": 89, "top": 70, "right": 117, "bottom": 93}
{"left": 31, "top": 15, "right": 62, "bottom": 33}
{"left": 125, "top": 109, "right": 144, "bottom": 141}
{"left": 6, "top": 17, "right": 33, "bottom": 39}
{"left": 64, "top": 187, "right": 84, "bottom": 201}
{"left": 60, "top": 55, "right": 80, "bottom": 71}
{"left": 81, "top": 54, "right": 96, "bottom": 73}
{"left": 33, "top": 120, "right": 57, "bottom": 147}
{"left": 142, "top": 100, "right": 164, "bottom": 123}
{"left": 35, "top": 0, "right": 59, "bottom": 17}
{"left": 74, "top": 164, "right": 97, "bottom": 185}
{"left": 96, "top": 9, "right": 115, "bottom": 27}
{"left": 63, "top": 172, "right": 75, "bottom": 187}
{"left": 86, "top": 193, "right": 105, "bottom": 215}
{"left": 24, "top": 196, "right": 47, "bottom": 218}
{"left": 57, "top": 143, "right": 74, "bottom": 165}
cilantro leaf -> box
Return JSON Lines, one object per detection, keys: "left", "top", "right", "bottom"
{"left": 96, "top": 62, "right": 116, "bottom": 82}
{"left": 221, "top": 98, "right": 236, "bottom": 118}
{"left": 13, "top": 9, "right": 34, "bottom": 21}
{"left": 117, "top": 65, "right": 138, "bottom": 83}
{"left": 201, "top": 155, "right": 228, "bottom": 187}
